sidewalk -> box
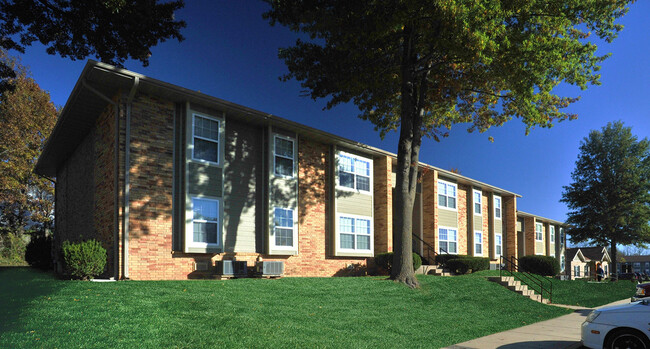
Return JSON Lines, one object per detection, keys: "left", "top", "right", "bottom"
{"left": 444, "top": 299, "right": 631, "bottom": 349}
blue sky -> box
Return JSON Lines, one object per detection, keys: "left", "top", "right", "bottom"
{"left": 18, "top": 1, "right": 650, "bottom": 242}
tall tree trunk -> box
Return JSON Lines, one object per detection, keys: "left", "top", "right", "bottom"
{"left": 390, "top": 24, "right": 423, "bottom": 289}
{"left": 610, "top": 238, "right": 617, "bottom": 281}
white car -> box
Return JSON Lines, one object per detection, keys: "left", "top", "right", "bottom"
{"left": 581, "top": 299, "right": 650, "bottom": 349}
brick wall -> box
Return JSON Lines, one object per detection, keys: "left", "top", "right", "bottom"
{"left": 504, "top": 195, "right": 517, "bottom": 260}
{"left": 482, "top": 192, "right": 490, "bottom": 259}
{"left": 457, "top": 184, "right": 468, "bottom": 255}
{"left": 373, "top": 156, "right": 392, "bottom": 253}
{"left": 422, "top": 169, "right": 436, "bottom": 252}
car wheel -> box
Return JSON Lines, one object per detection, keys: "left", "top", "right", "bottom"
{"left": 606, "top": 329, "right": 650, "bottom": 349}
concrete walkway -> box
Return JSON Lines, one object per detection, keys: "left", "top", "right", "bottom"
{"left": 444, "top": 298, "right": 631, "bottom": 349}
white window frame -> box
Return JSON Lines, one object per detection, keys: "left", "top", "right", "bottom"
{"left": 550, "top": 226, "right": 555, "bottom": 243}
{"left": 273, "top": 135, "right": 295, "bottom": 178}
{"left": 336, "top": 151, "right": 373, "bottom": 194}
{"left": 560, "top": 228, "right": 565, "bottom": 245}
{"left": 437, "top": 179, "right": 457, "bottom": 211}
{"left": 495, "top": 233, "right": 502, "bottom": 257}
{"left": 574, "top": 265, "right": 580, "bottom": 277}
{"left": 188, "top": 197, "right": 221, "bottom": 248}
{"left": 535, "top": 222, "right": 543, "bottom": 241}
{"left": 584, "top": 265, "right": 589, "bottom": 276}
{"left": 473, "top": 189, "right": 482, "bottom": 216}
{"left": 337, "top": 213, "right": 373, "bottom": 253}
{"left": 474, "top": 231, "right": 483, "bottom": 256}
{"left": 272, "top": 207, "right": 297, "bottom": 250}
{"left": 561, "top": 255, "right": 565, "bottom": 272}
{"left": 494, "top": 195, "right": 502, "bottom": 219}
{"left": 191, "top": 113, "right": 220, "bottom": 165}
{"left": 438, "top": 226, "right": 458, "bottom": 254}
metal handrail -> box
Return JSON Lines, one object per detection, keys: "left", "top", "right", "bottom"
{"left": 500, "top": 255, "right": 553, "bottom": 304}
{"left": 412, "top": 234, "right": 450, "bottom": 266}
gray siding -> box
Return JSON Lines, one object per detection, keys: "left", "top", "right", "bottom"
{"left": 188, "top": 162, "right": 223, "bottom": 197}
{"left": 439, "top": 208, "right": 458, "bottom": 227}
{"left": 223, "top": 119, "right": 262, "bottom": 253}
{"left": 336, "top": 190, "right": 373, "bottom": 217}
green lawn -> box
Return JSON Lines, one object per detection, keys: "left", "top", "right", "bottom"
{"left": 1, "top": 267, "right": 571, "bottom": 348}
{"left": 470, "top": 270, "right": 637, "bottom": 308}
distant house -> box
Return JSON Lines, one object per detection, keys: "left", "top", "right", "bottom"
{"left": 34, "top": 61, "right": 569, "bottom": 280}
{"left": 565, "top": 246, "right": 611, "bottom": 280}
{"left": 618, "top": 255, "right": 650, "bottom": 274}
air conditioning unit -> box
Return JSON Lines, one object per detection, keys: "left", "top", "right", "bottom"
{"left": 256, "top": 261, "right": 284, "bottom": 277}
{"left": 215, "top": 260, "right": 248, "bottom": 277}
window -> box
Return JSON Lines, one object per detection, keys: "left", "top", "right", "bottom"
{"left": 574, "top": 265, "right": 580, "bottom": 277}
{"left": 535, "top": 223, "right": 543, "bottom": 241}
{"left": 339, "top": 216, "right": 371, "bottom": 251}
{"left": 561, "top": 255, "right": 565, "bottom": 272}
{"left": 438, "top": 180, "right": 457, "bottom": 209}
{"left": 439, "top": 227, "right": 458, "bottom": 254}
{"left": 338, "top": 152, "right": 371, "bottom": 192}
{"left": 550, "top": 226, "right": 555, "bottom": 243}
{"left": 473, "top": 190, "right": 482, "bottom": 215}
{"left": 604, "top": 265, "right": 608, "bottom": 276}
{"left": 274, "top": 136, "right": 294, "bottom": 177}
{"left": 192, "top": 114, "right": 220, "bottom": 163}
{"left": 191, "top": 197, "right": 219, "bottom": 245}
{"left": 474, "top": 231, "right": 483, "bottom": 256}
{"left": 495, "top": 234, "right": 502, "bottom": 256}
{"left": 560, "top": 228, "right": 565, "bottom": 245}
{"left": 584, "top": 265, "right": 589, "bottom": 276}
{"left": 494, "top": 196, "right": 502, "bottom": 219}
{"left": 273, "top": 208, "right": 294, "bottom": 247}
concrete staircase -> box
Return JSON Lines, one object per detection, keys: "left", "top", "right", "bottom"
{"left": 489, "top": 276, "right": 550, "bottom": 304}
{"left": 416, "top": 264, "right": 452, "bottom": 276}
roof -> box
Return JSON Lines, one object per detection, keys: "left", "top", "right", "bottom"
{"left": 517, "top": 211, "right": 567, "bottom": 226}
{"left": 565, "top": 248, "right": 583, "bottom": 262}
{"left": 35, "top": 61, "right": 521, "bottom": 198}
{"left": 619, "top": 255, "right": 650, "bottom": 263}
{"left": 580, "top": 246, "right": 610, "bottom": 262}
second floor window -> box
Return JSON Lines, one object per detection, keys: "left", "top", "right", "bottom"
{"left": 274, "top": 136, "right": 294, "bottom": 177}
{"left": 338, "top": 153, "right": 371, "bottom": 192}
{"left": 438, "top": 180, "right": 457, "bottom": 209}
{"left": 473, "top": 190, "right": 482, "bottom": 215}
{"left": 535, "top": 223, "right": 543, "bottom": 241}
{"left": 193, "top": 114, "right": 219, "bottom": 163}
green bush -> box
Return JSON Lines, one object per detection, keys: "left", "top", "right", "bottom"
{"left": 0, "top": 232, "right": 28, "bottom": 264}
{"left": 374, "top": 252, "right": 422, "bottom": 272}
{"left": 436, "top": 254, "right": 469, "bottom": 266}
{"left": 62, "top": 239, "right": 107, "bottom": 279}
{"left": 446, "top": 257, "right": 490, "bottom": 275}
{"left": 519, "top": 255, "right": 560, "bottom": 276}
{"left": 25, "top": 235, "right": 52, "bottom": 269}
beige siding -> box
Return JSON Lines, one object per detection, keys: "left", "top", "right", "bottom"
{"left": 516, "top": 218, "right": 523, "bottom": 232}
{"left": 535, "top": 241, "right": 545, "bottom": 254}
{"left": 337, "top": 190, "right": 373, "bottom": 216}
{"left": 473, "top": 215, "right": 482, "bottom": 231}
{"left": 223, "top": 120, "right": 262, "bottom": 253}
{"left": 188, "top": 163, "right": 223, "bottom": 197}
{"left": 439, "top": 208, "right": 458, "bottom": 227}
{"left": 494, "top": 221, "right": 503, "bottom": 235}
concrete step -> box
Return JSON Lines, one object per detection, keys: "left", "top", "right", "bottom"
{"left": 416, "top": 265, "right": 452, "bottom": 276}
{"left": 488, "top": 276, "right": 550, "bottom": 304}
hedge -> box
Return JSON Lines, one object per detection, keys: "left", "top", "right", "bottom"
{"left": 62, "top": 239, "right": 107, "bottom": 280}
{"left": 436, "top": 254, "right": 469, "bottom": 266}
{"left": 518, "top": 255, "right": 560, "bottom": 276}
{"left": 374, "top": 252, "right": 422, "bottom": 272}
{"left": 446, "top": 256, "right": 490, "bottom": 275}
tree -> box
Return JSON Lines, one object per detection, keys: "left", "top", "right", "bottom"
{"left": 561, "top": 121, "right": 650, "bottom": 278}
{"left": 0, "top": 52, "right": 58, "bottom": 234}
{"left": 264, "top": 1, "right": 633, "bottom": 287}
{"left": 0, "top": 0, "right": 186, "bottom": 91}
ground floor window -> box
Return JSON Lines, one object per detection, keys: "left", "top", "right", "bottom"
{"left": 439, "top": 227, "right": 458, "bottom": 254}
{"left": 561, "top": 255, "right": 565, "bottom": 272}
{"left": 273, "top": 207, "right": 294, "bottom": 247}
{"left": 191, "top": 197, "right": 220, "bottom": 245}
{"left": 474, "top": 231, "right": 482, "bottom": 256}
{"left": 339, "top": 215, "right": 372, "bottom": 251}
{"left": 495, "top": 234, "right": 502, "bottom": 256}
{"left": 574, "top": 265, "right": 580, "bottom": 277}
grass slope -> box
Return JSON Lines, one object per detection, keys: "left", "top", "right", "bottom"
{"left": 471, "top": 270, "right": 636, "bottom": 308}
{"left": 0, "top": 268, "right": 570, "bottom": 348}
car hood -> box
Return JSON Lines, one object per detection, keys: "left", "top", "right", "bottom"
{"left": 597, "top": 300, "right": 649, "bottom": 313}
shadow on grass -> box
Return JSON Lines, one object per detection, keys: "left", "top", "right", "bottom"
{"left": 0, "top": 267, "right": 63, "bottom": 334}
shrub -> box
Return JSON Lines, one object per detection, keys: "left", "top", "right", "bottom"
{"left": 0, "top": 232, "right": 28, "bottom": 264}
{"left": 25, "top": 235, "right": 53, "bottom": 269}
{"left": 374, "top": 252, "right": 422, "bottom": 272}
{"left": 62, "top": 239, "right": 107, "bottom": 279}
{"left": 519, "top": 255, "right": 560, "bottom": 276}
{"left": 436, "top": 254, "right": 469, "bottom": 266}
{"left": 446, "top": 257, "right": 490, "bottom": 275}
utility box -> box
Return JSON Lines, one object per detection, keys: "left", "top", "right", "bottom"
{"left": 215, "top": 260, "right": 248, "bottom": 277}
{"left": 255, "top": 261, "right": 284, "bottom": 277}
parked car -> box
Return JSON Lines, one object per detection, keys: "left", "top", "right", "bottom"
{"left": 581, "top": 299, "right": 650, "bottom": 349}
{"left": 632, "top": 282, "right": 650, "bottom": 302}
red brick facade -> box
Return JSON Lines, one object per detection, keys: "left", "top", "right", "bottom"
{"left": 373, "top": 156, "right": 392, "bottom": 254}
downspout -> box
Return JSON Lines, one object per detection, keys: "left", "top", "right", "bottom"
{"left": 123, "top": 77, "right": 140, "bottom": 279}
{"left": 81, "top": 79, "right": 120, "bottom": 280}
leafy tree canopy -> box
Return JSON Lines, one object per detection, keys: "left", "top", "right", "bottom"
{"left": 0, "top": 0, "right": 186, "bottom": 91}
{"left": 265, "top": 0, "right": 634, "bottom": 287}
{"left": 562, "top": 121, "right": 650, "bottom": 273}
{"left": 0, "top": 51, "right": 58, "bottom": 233}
